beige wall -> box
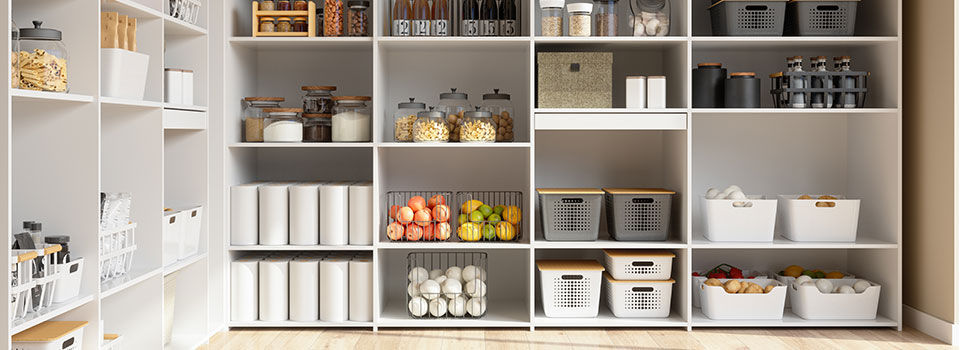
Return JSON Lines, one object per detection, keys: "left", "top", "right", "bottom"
{"left": 903, "top": 1, "right": 956, "bottom": 323}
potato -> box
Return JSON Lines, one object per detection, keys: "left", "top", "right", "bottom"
{"left": 723, "top": 280, "right": 741, "bottom": 294}
{"left": 745, "top": 284, "right": 764, "bottom": 294}
{"left": 704, "top": 278, "right": 722, "bottom": 287}
{"left": 764, "top": 285, "right": 775, "bottom": 294}
{"left": 737, "top": 282, "right": 751, "bottom": 294}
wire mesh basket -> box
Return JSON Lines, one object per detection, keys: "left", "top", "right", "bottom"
{"left": 455, "top": 191, "right": 523, "bottom": 242}
{"left": 406, "top": 252, "right": 488, "bottom": 318}
{"left": 169, "top": 0, "right": 202, "bottom": 25}
{"left": 384, "top": 191, "right": 454, "bottom": 242}
{"left": 769, "top": 70, "right": 868, "bottom": 108}
{"left": 99, "top": 223, "right": 137, "bottom": 282}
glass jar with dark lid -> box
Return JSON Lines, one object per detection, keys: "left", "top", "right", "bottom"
{"left": 480, "top": 89, "right": 513, "bottom": 141}
{"left": 413, "top": 108, "right": 449, "bottom": 142}
{"left": 18, "top": 20, "right": 67, "bottom": 92}
{"left": 10, "top": 19, "right": 18, "bottom": 89}
{"left": 460, "top": 108, "right": 495, "bottom": 142}
{"left": 394, "top": 98, "right": 426, "bottom": 142}
{"left": 438, "top": 88, "right": 472, "bottom": 142}
{"left": 302, "top": 85, "right": 337, "bottom": 114}
{"left": 303, "top": 113, "right": 333, "bottom": 142}
{"left": 347, "top": 0, "right": 370, "bottom": 36}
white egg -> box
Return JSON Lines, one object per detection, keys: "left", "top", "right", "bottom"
{"left": 726, "top": 190, "right": 747, "bottom": 200}
{"left": 794, "top": 275, "right": 813, "bottom": 287}
{"left": 407, "top": 281, "right": 421, "bottom": 297}
{"left": 835, "top": 285, "right": 855, "bottom": 294}
{"left": 419, "top": 279, "right": 442, "bottom": 300}
{"left": 732, "top": 201, "right": 748, "bottom": 207}
{"left": 815, "top": 279, "right": 833, "bottom": 294}
{"left": 802, "top": 281, "right": 816, "bottom": 287}
{"left": 705, "top": 188, "right": 721, "bottom": 199}
{"left": 853, "top": 280, "right": 871, "bottom": 293}
{"left": 408, "top": 297, "right": 428, "bottom": 317}
{"left": 442, "top": 278, "right": 463, "bottom": 299}
{"left": 433, "top": 275, "right": 448, "bottom": 284}
{"left": 408, "top": 267, "right": 429, "bottom": 283}
{"left": 448, "top": 295, "right": 468, "bottom": 316}
{"left": 466, "top": 297, "right": 487, "bottom": 316}
{"left": 465, "top": 280, "right": 487, "bottom": 298}
{"left": 446, "top": 266, "right": 463, "bottom": 282}
{"left": 428, "top": 297, "right": 448, "bottom": 317}
{"left": 645, "top": 18, "right": 659, "bottom": 35}
{"left": 462, "top": 265, "right": 487, "bottom": 282}
{"left": 429, "top": 269, "right": 444, "bottom": 280}
{"left": 724, "top": 185, "right": 743, "bottom": 194}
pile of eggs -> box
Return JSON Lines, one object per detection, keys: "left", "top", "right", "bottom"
{"left": 705, "top": 185, "right": 753, "bottom": 207}
{"left": 793, "top": 275, "right": 873, "bottom": 294}
{"left": 407, "top": 265, "right": 488, "bottom": 318}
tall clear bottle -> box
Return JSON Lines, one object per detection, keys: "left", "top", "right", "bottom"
{"left": 432, "top": 0, "right": 450, "bottom": 36}
{"left": 461, "top": 0, "right": 480, "bottom": 36}
{"left": 809, "top": 56, "right": 823, "bottom": 108}
{"left": 393, "top": 0, "right": 412, "bottom": 35}
{"left": 789, "top": 56, "right": 805, "bottom": 108}
{"left": 498, "top": 0, "right": 517, "bottom": 36}
{"left": 412, "top": 0, "right": 432, "bottom": 35}
{"left": 840, "top": 56, "right": 856, "bottom": 108}
{"left": 820, "top": 57, "right": 834, "bottom": 108}
{"left": 480, "top": 0, "right": 498, "bottom": 36}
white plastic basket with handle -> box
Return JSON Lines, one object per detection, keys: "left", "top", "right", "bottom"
{"left": 778, "top": 195, "right": 860, "bottom": 242}
{"left": 789, "top": 279, "right": 881, "bottom": 320}
{"left": 699, "top": 279, "right": 786, "bottom": 320}
{"left": 12, "top": 321, "right": 87, "bottom": 350}
{"left": 602, "top": 249, "right": 674, "bottom": 280}
{"left": 101, "top": 334, "right": 122, "bottom": 350}
{"left": 603, "top": 272, "right": 674, "bottom": 318}
{"left": 701, "top": 196, "right": 778, "bottom": 242}
{"left": 9, "top": 251, "right": 37, "bottom": 323}
{"left": 99, "top": 223, "right": 137, "bottom": 282}
{"left": 537, "top": 260, "right": 605, "bottom": 318}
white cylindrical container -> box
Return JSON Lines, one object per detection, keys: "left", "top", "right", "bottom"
{"left": 349, "top": 257, "right": 373, "bottom": 322}
{"left": 164, "top": 68, "right": 182, "bottom": 104}
{"left": 163, "top": 272, "right": 178, "bottom": 344}
{"left": 647, "top": 76, "right": 667, "bottom": 109}
{"left": 625, "top": 76, "right": 647, "bottom": 109}
{"left": 259, "top": 258, "right": 290, "bottom": 321}
{"left": 259, "top": 183, "right": 290, "bottom": 245}
{"left": 320, "top": 258, "right": 349, "bottom": 322}
{"left": 289, "top": 257, "right": 321, "bottom": 321}
{"left": 289, "top": 183, "right": 321, "bottom": 245}
{"left": 320, "top": 182, "right": 350, "bottom": 246}
{"left": 231, "top": 258, "right": 260, "bottom": 321}
{"left": 348, "top": 182, "right": 373, "bottom": 246}
{"left": 181, "top": 69, "right": 194, "bottom": 106}
{"left": 231, "top": 183, "right": 261, "bottom": 245}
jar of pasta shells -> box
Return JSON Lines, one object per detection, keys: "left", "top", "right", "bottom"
{"left": 413, "top": 108, "right": 449, "bottom": 143}
{"left": 480, "top": 89, "right": 514, "bottom": 142}
{"left": 437, "top": 88, "right": 472, "bottom": 142}
{"left": 460, "top": 108, "right": 496, "bottom": 143}
{"left": 394, "top": 98, "right": 425, "bottom": 142}
{"left": 18, "top": 21, "right": 67, "bottom": 92}
{"left": 10, "top": 20, "right": 18, "bottom": 89}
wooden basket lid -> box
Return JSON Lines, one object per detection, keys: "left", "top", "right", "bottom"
{"left": 536, "top": 188, "right": 604, "bottom": 195}
{"left": 602, "top": 249, "right": 676, "bottom": 258}
{"left": 537, "top": 260, "right": 605, "bottom": 271}
{"left": 603, "top": 272, "right": 675, "bottom": 283}
{"left": 13, "top": 321, "right": 89, "bottom": 342}
{"left": 602, "top": 188, "right": 676, "bottom": 195}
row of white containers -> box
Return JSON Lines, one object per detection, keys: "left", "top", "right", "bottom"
{"left": 538, "top": 250, "right": 676, "bottom": 318}
{"left": 702, "top": 194, "right": 861, "bottom": 242}
{"left": 161, "top": 205, "right": 204, "bottom": 267}
{"left": 231, "top": 253, "right": 374, "bottom": 323}
{"left": 231, "top": 182, "right": 373, "bottom": 246}
{"left": 695, "top": 276, "right": 882, "bottom": 320}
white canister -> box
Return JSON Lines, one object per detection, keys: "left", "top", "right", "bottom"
{"left": 349, "top": 257, "right": 373, "bottom": 322}
{"left": 164, "top": 68, "right": 183, "bottom": 104}
{"left": 625, "top": 76, "right": 647, "bottom": 109}
{"left": 289, "top": 183, "right": 321, "bottom": 245}
{"left": 181, "top": 69, "right": 194, "bottom": 106}
{"left": 259, "top": 258, "right": 290, "bottom": 321}
{"left": 647, "top": 76, "right": 667, "bottom": 109}
{"left": 259, "top": 183, "right": 290, "bottom": 245}
{"left": 320, "top": 182, "right": 350, "bottom": 246}
{"left": 348, "top": 182, "right": 373, "bottom": 246}
{"left": 231, "top": 258, "right": 260, "bottom": 321}
{"left": 231, "top": 183, "right": 261, "bottom": 245}
{"left": 320, "top": 258, "right": 350, "bottom": 322}
{"left": 289, "top": 257, "right": 321, "bottom": 321}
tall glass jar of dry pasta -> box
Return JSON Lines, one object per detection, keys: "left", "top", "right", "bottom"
{"left": 10, "top": 20, "right": 18, "bottom": 89}
{"left": 18, "top": 21, "right": 67, "bottom": 92}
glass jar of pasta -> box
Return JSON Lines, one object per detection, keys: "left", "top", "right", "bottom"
{"left": 10, "top": 20, "right": 18, "bottom": 89}
{"left": 460, "top": 108, "right": 496, "bottom": 143}
{"left": 18, "top": 21, "right": 67, "bottom": 92}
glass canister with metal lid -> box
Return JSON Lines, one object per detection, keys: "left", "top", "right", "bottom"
{"left": 394, "top": 98, "right": 426, "bottom": 142}
{"left": 18, "top": 20, "right": 68, "bottom": 92}
{"left": 460, "top": 108, "right": 496, "bottom": 143}
{"left": 630, "top": 0, "right": 670, "bottom": 36}
{"left": 242, "top": 97, "right": 285, "bottom": 142}
{"left": 263, "top": 108, "right": 304, "bottom": 142}
{"left": 437, "top": 88, "right": 472, "bottom": 142}
{"left": 480, "top": 89, "right": 514, "bottom": 142}
{"left": 301, "top": 85, "right": 337, "bottom": 114}
{"left": 413, "top": 108, "right": 449, "bottom": 142}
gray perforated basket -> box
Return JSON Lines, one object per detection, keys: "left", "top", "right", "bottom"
{"left": 537, "top": 189, "right": 603, "bottom": 241}
{"left": 709, "top": 0, "right": 787, "bottom": 36}
{"left": 785, "top": 0, "right": 859, "bottom": 36}
{"left": 603, "top": 188, "right": 675, "bottom": 241}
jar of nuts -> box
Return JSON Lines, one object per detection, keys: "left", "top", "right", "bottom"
{"left": 437, "top": 88, "right": 472, "bottom": 142}
{"left": 460, "top": 108, "right": 496, "bottom": 143}
{"left": 413, "top": 108, "right": 450, "bottom": 142}
{"left": 394, "top": 97, "right": 425, "bottom": 142}
{"left": 480, "top": 88, "right": 514, "bottom": 142}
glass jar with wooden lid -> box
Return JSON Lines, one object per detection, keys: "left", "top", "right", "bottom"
{"left": 277, "top": 17, "right": 293, "bottom": 32}
{"left": 259, "top": 17, "right": 277, "bottom": 33}
{"left": 301, "top": 85, "right": 337, "bottom": 114}
{"left": 242, "top": 97, "right": 284, "bottom": 142}
{"left": 303, "top": 113, "right": 332, "bottom": 142}
{"left": 263, "top": 108, "right": 304, "bottom": 142}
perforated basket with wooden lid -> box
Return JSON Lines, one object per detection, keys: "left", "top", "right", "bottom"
{"left": 602, "top": 272, "right": 675, "bottom": 318}
{"left": 602, "top": 188, "right": 675, "bottom": 242}
{"left": 536, "top": 188, "right": 603, "bottom": 241}
{"left": 12, "top": 321, "right": 88, "bottom": 350}
{"left": 602, "top": 249, "right": 676, "bottom": 280}
{"left": 537, "top": 260, "right": 605, "bottom": 318}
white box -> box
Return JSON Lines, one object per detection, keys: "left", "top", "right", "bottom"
{"left": 164, "top": 68, "right": 183, "bottom": 104}
{"left": 691, "top": 270, "right": 768, "bottom": 308}
{"left": 182, "top": 69, "right": 194, "bottom": 105}
{"left": 12, "top": 321, "right": 88, "bottom": 350}
{"left": 177, "top": 205, "right": 203, "bottom": 259}
{"left": 647, "top": 76, "right": 666, "bottom": 109}
{"left": 701, "top": 196, "right": 777, "bottom": 242}
{"left": 625, "top": 76, "right": 646, "bottom": 108}
{"left": 774, "top": 271, "right": 856, "bottom": 308}
{"left": 101, "top": 334, "right": 122, "bottom": 350}
{"left": 537, "top": 260, "right": 605, "bottom": 318}
{"left": 699, "top": 279, "right": 786, "bottom": 320}
{"left": 789, "top": 279, "right": 881, "bottom": 320}
{"left": 163, "top": 272, "right": 178, "bottom": 345}
{"left": 778, "top": 195, "right": 861, "bottom": 242}
{"left": 52, "top": 258, "right": 83, "bottom": 303}
{"left": 602, "top": 249, "right": 674, "bottom": 280}
{"left": 162, "top": 210, "right": 183, "bottom": 266}
{"left": 101, "top": 48, "right": 150, "bottom": 100}
{"left": 603, "top": 273, "right": 674, "bottom": 318}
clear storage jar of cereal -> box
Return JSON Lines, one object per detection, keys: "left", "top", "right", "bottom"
{"left": 394, "top": 98, "right": 425, "bottom": 142}
{"left": 460, "top": 108, "right": 496, "bottom": 143}
{"left": 480, "top": 89, "right": 514, "bottom": 142}
{"left": 413, "top": 108, "right": 449, "bottom": 142}
{"left": 18, "top": 20, "right": 67, "bottom": 92}
{"left": 437, "top": 88, "right": 472, "bottom": 142}
{"left": 242, "top": 97, "right": 284, "bottom": 142}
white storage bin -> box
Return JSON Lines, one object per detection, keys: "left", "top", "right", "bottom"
{"left": 12, "top": 321, "right": 88, "bottom": 350}
{"left": 789, "top": 279, "right": 881, "bottom": 320}
{"left": 603, "top": 273, "right": 674, "bottom": 318}
{"left": 602, "top": 249, "right": 675, "bottom": 281}
{"left": 289, "top": 183, "right": 321, "bottom": 246}
{"left": 176, "top": 205, "right": 203, "bottom": 259}
{"left": 690, "top": 270, "right": 768, "bottom": 308}
{"left": 778, "top": 195, "right": 861, "bottom": 242}
{"left": 259, "top": 258, "right": 289, "bottom": 321}
{"left": 52, "top": 258, "right": 83, "bottom": 303}
{"left": 230, "top": 257, "right": 260, "bottom": 322}
{"left": 163, "top": 272, "right": 178, "bottom": 345}
{"left": 699, "top": 279, "right": 786, "bottom": 320}
{"left": 289, "top": 257, "right": 320, "bottom": 322}
{"left": 101, "top": 334, "right": 122, "bottom": 350}
{"left": 774, "top": 271, "right": 855, "bottom": 308}
{"left": 320, "top": 182, "right": 350, "bottom": 246}
{"left": 30, "top": 244, "right": 64, "bottom": 311}
{"left": 162, "top": 209, "right": 182, "bottom": 266}
{"left": 259, "top": 183, "right": 291, "bottom": 246}
{"left": 348, "top": 182, "right": 373, "bottom": 246}
{"left": 230, "top": 183, "right": 262, "bottom": 245}
{"left": 164, "top": 68, "right": 182, "bottom": 104}
{"left": 100, "top": 223, "right": 137, "bottom": 281}
{"left": 10, "top": 251, "right": 37, "bottom": 322}
{"left": 701, "top": 196, "right": 778, "bottom": 242}
{"left": 101, "top": 48, "right": 149, "bottom": 100}
{"left": 537, "top": 260, "right": 605, "bottom": 318}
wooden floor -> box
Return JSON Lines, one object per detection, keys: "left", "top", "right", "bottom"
{"left": 199, "top": 327, "right": 950, "bottom": 349}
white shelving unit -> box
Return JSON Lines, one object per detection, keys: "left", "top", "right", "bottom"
{"left": 216, "top": 0, "right": 901, "bottom": 333}
{"left": 3, "top": 0, "right": 211, "bottom": 348}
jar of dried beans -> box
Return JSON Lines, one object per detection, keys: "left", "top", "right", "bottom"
{"left": 539, "top": 0, "right": 563, "bottom": 36}
{"left": 347, "top": 1, "right": 370, "bottom": 36}
{"left": 324, "top": 0, "right": 344, "bottom": 36}
{"left": 566, "top": 3, "right": 592, "bottom": 37}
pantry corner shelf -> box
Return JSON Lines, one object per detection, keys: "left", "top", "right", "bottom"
{"left": 534, "top": 111, "right": 687, "bottom": 130}
{"left": 229, "top": 36, "right": 373, "bottom": 49}
{"left": 9, "top": 294, "right": 96, "bottom": 334}
{"left": 163, "top": 15, "right": 207, "bottom": 36}
{"left": 378, "top": 299, "right": 529, "bottom": 328}
{"left": 690, "top": 308, "right": 898, "bottom": 328}
{"left": 228, "top": 245, "right": 375, "bottom": 251}
{"left": 100, "top": 266, "right": 164, "bottom": 299}
{"left": 163, "top": 252, "right": 208, "bottom": 276}
{"left": 11, "top": 89, "right": 95, "bottom": 103}
{"left": 228, "top": 142, "right": 376, "bottom": 148}
{"left": 691, "top": 234, "right": 898, "bottom": 249}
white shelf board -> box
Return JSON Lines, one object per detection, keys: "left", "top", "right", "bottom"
{"left": 101, "top": 96, "right": 163, "bottom": 109}
{"left": 692, "top": 108, "right": 899, "bottom": 115}
{"left": 228, "top": 320, "right": 374, "bottom": 328}
{"left": 164, "top": 332, "right": 209, "bottom": 350}
{"left": 230, "top": 36, "right": 373, "bottom": 50}
{"left": 534, "top": 36, "right": 687, "bottom": 47}
{"left": 164, "top": 15, "right": 207, "bottom": 35}
{"left": 100, "top": 266, "right": 163, "bottom": 299}
{"left": 163, "top": 110, "right": 208, "bottom": 130}
{"left": 163, "top": 252, "right": 207, "bottom": 276}
{"left": 379, "top": 142, "right": 531, "bottom": 148}
{"left": 691, "top": 308, "right": 897, "bottom": 328}
{"left": 691, "top": 233, "right": 898, "bottom": 249}
{"left": 377, "top": 241, "right": 531, "bottom": 249}
{"left": 163, "top": 103, "right": 208, "bottom": 112}
{"left": 100, "top": 0, "right": 162, "bottom": 18}
{"left": 692, "top": 36, "right": 899, "bottom": 49}
{"left": 11, "top": 89, "right": 94, "bottom": 103}
{"left": 228, "top": 142, "right": 375, "bottom": 148}
{"left": 10, "top": 294, "right": 96, "bottom": 334}
{"left": 533, "top": 305, "right": 686, "bottom": 328}
{"left": 532, "top": 237, "right": 686, "bottom": 249}
{"left": 378, "top": 300, "right": 529, "bottom": 327}
{"left": 228, "top": 245, "right": 374, "bottom": 251}
{"left": 535, "top": 112, "right": 687, "bottom": 130}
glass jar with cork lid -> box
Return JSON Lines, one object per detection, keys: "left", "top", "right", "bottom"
{"left": 302, "top": 113, "right": 332, "bottom": 142}
{"left": 263, "top": 108, "right": 304, "bottom": 142}
{"left": 301, "top": 85, "right": 337, "bottom": 114}
{"left": 242, "top": 97, "right": 284, "bottom": 142}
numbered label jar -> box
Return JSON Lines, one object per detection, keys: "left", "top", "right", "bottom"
{"left": 301, "top": 85, "right": 337, "bottom": 114}
{"left": 461, "top": 0, "right": 480, "bottom": 36}
{"left": 432, "top": 0, "right": 450, "bottom": 36}
{"left": 392, "top": 0, "right": 412, "bottom": 35}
